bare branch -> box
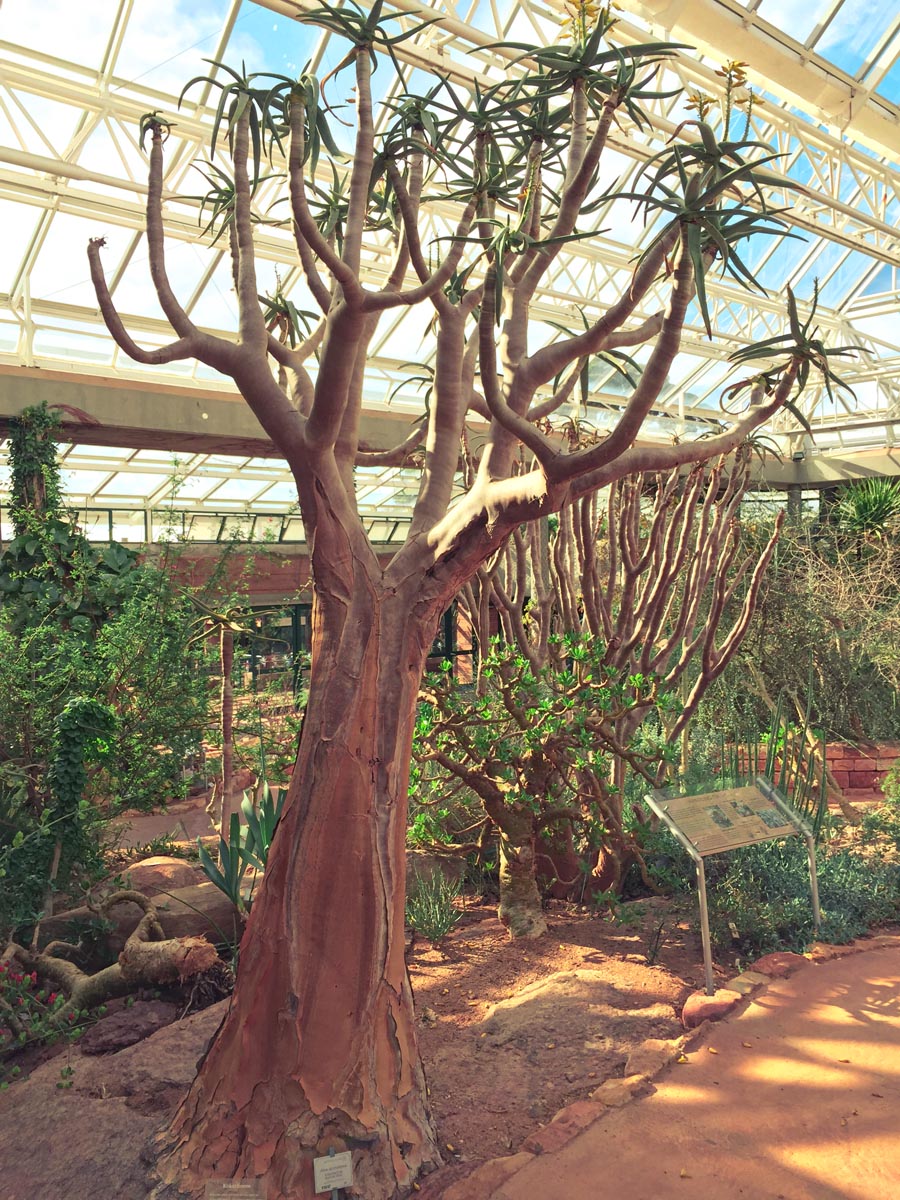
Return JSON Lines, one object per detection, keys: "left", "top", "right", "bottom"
{"left": 356, "top": 417, "right": 427, "bottom": 467}
{"left": 288, "top": 97, "right": 362, "bottom": 302}
{"left": 88, "top": 239, "right": 198, "bottom": 365}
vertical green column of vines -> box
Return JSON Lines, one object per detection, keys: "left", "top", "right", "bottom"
{"left": 45, "top": 698, "right": 117, "bottom": 846}
{"left": 7, "top": 402, "right": 64, "bottom": 537}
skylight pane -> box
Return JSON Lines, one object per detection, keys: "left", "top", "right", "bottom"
{"left": 876, "top": 58, "right": 900, "bottom": 103}
{"left": 97, "top": 472, "right": 170, "bottom": 498}
{"left": 3, "top": 0, "right": 118, "bottom": 67}
{"left": 60, "top": 469, "right": 114, "bottom": 496}
{"left": 815, "top": 0, "right": 896, "bottom": 75}
{"left": 208, "top": 478, "right": 266, "bottom": 501}
{"left": 756, "top": 0, "right": 834, "bottom": 43}
{"left": 112, "top": 0, "right": 230, "bottom": 95}
{"left": 222, "top": 4, "right": 320, "bottom": 78}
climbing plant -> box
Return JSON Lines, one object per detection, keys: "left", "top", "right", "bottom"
{"left": 0, "top": 406, "right": 208, "bottom": 938}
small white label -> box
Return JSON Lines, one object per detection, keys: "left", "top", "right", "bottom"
{"left": 204, "top": 1183, "right": 266, "bottom": 1199}
{"left": 313, "top": 1150, "right": 353, "bottom": 1192}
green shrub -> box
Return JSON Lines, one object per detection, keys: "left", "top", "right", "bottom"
{"left": 704, "top": 839, "right": 899, "bottom": 958}
{"left": 405, "top": 870, "right": 462, "bottom": 943}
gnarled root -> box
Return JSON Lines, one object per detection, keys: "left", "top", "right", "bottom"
{"left": 3, "top": 890, "right": 220, "bottom": 1013}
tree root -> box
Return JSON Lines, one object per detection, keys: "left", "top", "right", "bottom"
{"left": 4, "top": 890, "right": 220, "bottom": 1013}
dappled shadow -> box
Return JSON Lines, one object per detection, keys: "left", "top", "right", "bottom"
{"left": 489, "top": 941, "right": 900, "bottom": 1200}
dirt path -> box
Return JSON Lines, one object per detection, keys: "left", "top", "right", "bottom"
{"left": 485, "top": 939, "right": 900, "bottom": 1200}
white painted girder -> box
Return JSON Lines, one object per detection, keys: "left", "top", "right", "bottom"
{"left": 1, "top": 0, "right": 899, "bottom": 442}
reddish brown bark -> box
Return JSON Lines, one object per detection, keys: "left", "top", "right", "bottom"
{"left": 156, "top": 525, "right": 445, "bottom": 1196}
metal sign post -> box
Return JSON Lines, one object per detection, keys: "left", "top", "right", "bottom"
{"left": 644, "top": 776, "right": 821, "bottom": 995}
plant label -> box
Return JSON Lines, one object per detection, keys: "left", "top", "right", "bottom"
{"left": 204, "top": 1183, "right": 266, "bottom": 1199}
{"left": 313, "top": 1150, "right": 353, "bottom": 1192}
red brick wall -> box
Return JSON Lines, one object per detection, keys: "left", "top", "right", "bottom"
{"left": 826, "top": 743, "right": 899, "bottom": 793}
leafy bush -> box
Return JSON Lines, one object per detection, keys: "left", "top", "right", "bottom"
{"left": 0, "top": 405, "right": 209, "bottom": 939}
{"left": 0, "top": 959, "right": 100, "bottom": 1087}
{"left": 405, "top": 870, "right": 462, "bottom": 943}
{"left": 704, "top": 840, "right": 899, "bottom": 957}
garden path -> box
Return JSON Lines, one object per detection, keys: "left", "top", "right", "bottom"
{"left": 485, "top": 939, "right": 900, "bottom": 1200}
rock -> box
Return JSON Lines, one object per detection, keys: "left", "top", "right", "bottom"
{"left": 479, "top": 969, "right": 680, "bottom": 1053}
{"left": 73, "top": 1001, "right": 227, "bottom": 1107}
{"left": 722, "top": 970, "right": 769, "bottom": 996}
{"left": 230, "top": 768, "right": 257, "bottom": 795}
{"left": 681, "top": 988, "right": 741, "bottom": 1030}
{"left": 79, "top": 1000, "right": 179, "bottom": 1055}
{"left": 70, "top": 1001, "right": 227, "bottom": 1115}
{"left": 589, "top": 1074, "right": 648, "bottom": 1107}
{"left": 40, "top": 882, "right": 243, "bottom": 957}
{"left": 751, "top": 951, "right": 808, "bottom": 979}
{"left": 124, "top": 856, "right": 203, "bottom": 895}
{"left": 442, "top": 1152, "right": 535, "bottom": 1199}
{"left": 0, "top": 1002, "right": 226, "bottom": 1200}
{"left": 807, "top": 942, "right": 844, "bottom": 963}
{"left": 523, "top": 1101, "right": 604, "bottom": 1154}
{"left": 624, "top": 1036, "right": 684, "bottom": 1079}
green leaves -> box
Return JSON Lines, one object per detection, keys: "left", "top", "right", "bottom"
{"left": 197, "top": 784, "right": 284, "bottom": 912}
{"left": 727, "top": 282, "right": 860, "bottom": 419}
{"left": 138, "top": 111, "right": 176, "bottom": 151}
{"left": 620, "top": 126, "right": 792, "bottom": 337}
{"left": 546, "top": 310, "right": 641, "bottom": 407}
{"left": 259, "top": 289, "right": 317, "bottom": 348}
{"left": 300, "top": 0, "right": 442, "bottom": 84}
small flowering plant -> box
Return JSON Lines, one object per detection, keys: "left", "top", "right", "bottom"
{"left": 0, "top": 959, "right": 99, "bottom": 1088}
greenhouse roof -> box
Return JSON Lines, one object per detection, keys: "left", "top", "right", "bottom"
{"left": 0, "top": 0, "right": 899, "bottom": 518}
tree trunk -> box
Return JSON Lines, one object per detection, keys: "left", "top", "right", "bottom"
{"left": 496, "top": 808, "right": 547, "bottom": 939}
{"left": 155, "top": 577, "right": 443, "bottom": 1199}
{"left": 534, "top": 824, "right": 582, "bottom": 900}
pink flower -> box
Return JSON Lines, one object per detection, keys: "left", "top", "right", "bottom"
{"left": 48, "top": 993, "right": 58, "bottom": 1005}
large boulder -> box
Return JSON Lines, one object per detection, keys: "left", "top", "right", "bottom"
{"left": 0, "top": 1002, "right": 226, "bottom": 1200}
{"left": 407, "top": 849, "right": 466, "bottom": 885}
{"left": 124, "top": 856, "right": 203, "bottom": 896}
{"left": 78, "top": 1000, "right": 179, "bottom": 1055}
{"left": 40, "top": 882, "right": 243, "bottom": 956}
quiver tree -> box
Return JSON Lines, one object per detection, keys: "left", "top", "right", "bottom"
{"left": 85, "top": 5, "right": 845, "bottom": 1196}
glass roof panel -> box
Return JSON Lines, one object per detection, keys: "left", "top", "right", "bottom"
{"left": 2, "top": 0, "right": 119, "bottom": 68}
{"left": 875, "top": 58, "right": 900, "bottom": 103}
{"left": 0, "top": 0, "right": 898, "bottom": 516}
{"left": 112, "top": 0, "right": 233, "bottom": 95}
{"left": 755, "top": 0, "right": 832, "bottom": 42}
{"left": 813, "top": 3, "right": 897, "bottom": 76}
{"left": 96, "top": 472, "right": 171, "bottom": 498}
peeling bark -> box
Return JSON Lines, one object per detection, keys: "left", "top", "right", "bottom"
{"left": 157, "top": 547, "right": 445, "bottom": 1197}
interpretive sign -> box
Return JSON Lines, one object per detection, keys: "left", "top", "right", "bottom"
{"left": 651, "top": 783, "right": 797, "bottom": 856}
{"left": 313, "top": 1150, "right": 353, "bottom": 1193}
{"left": 644, "top": 776, "right": 820, "bottom": 996}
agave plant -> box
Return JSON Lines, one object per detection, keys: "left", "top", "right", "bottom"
{"left": 197, "top": 782, "right": 285, "bottom": 913}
